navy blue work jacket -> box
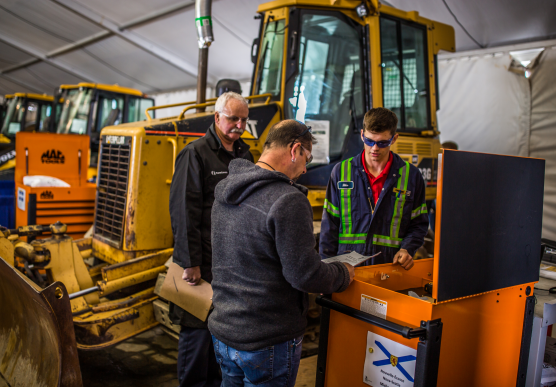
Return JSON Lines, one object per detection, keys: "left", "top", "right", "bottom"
{"left": 319, "top": 151, "right": 429, "bottom": 266}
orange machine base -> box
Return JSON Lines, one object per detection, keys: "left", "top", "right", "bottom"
{"left": 324, "top": 259, "right": 534, "bottom": 387}
{"left": 15, "top": 183, "right": 96, "bottom": 239}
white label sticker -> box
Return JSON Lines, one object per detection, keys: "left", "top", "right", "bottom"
{"left": 361, "top": 294, "right": 387, "bottom": 319}
{"left": 363, "top": 331, "right": 417, "bottom": 387}
{"left": 17, "top": 187, "right": 26, "bottom": 211}
{"left": 106, "top": 135, "right": 126, "bottom": 145}
{"left": 305, "top": 119, "right": 330, "bottom": 165}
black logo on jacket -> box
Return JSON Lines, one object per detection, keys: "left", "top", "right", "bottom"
{"left": 41, "top": 150, "right": 65, "bottom": 164}
{"left": 40, "top": 190, "right": 54, "bottom": 200}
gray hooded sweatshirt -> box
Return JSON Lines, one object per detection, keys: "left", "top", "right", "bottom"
{"left": 208, "top": 158, "right": 350, "bottom": 351}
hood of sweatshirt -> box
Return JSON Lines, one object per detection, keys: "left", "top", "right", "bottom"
{"left": 215, "top": 159, "right": 308, "bottom": 205}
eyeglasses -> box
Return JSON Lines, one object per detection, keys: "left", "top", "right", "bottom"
{"left": 220, "top": 112, "right": 249, "bottom": 125}
{"left": 362, "top": 135, "right": 394, "bottom": 148}
{"left": 289, "top": 124, "right": 312, "bottom": 148}
{"left": 300, "top": 145, "right": 313, "bottom": 165}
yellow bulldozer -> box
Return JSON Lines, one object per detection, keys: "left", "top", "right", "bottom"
{"left": 0, "top": 0, "right": 454, "bottom": 385}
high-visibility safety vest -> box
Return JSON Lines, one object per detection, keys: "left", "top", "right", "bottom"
{"left": 320, "top": 151, "right": 429, "bottom": 266}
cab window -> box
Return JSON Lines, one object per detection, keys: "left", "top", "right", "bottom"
{"left": 95, "top": 95, "right": 124, "bottom": 134}
{"left": 128, "top": 97, "right": 154, "bottom": 122}
{"left": 256, "top": 19, "right": 286, "bottom": 98}
{"left": 380, "top": 16, "right": 429, "bottom": 131}
{"left": 285, "top": 12, "right": 365, "bottom": 162}
{"left": 39, "top": 104, "right": 52, "bottom": 132}
{"left": 23, "top": 102, "right": 38, "bottom": 131}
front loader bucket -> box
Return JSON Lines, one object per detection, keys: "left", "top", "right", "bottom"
{"left": 0, "top": 257, "right": 82, "bottom": 387}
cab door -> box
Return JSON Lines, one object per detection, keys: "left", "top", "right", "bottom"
{"left": 284, "top": 8, "right": 369, "bottom": 186}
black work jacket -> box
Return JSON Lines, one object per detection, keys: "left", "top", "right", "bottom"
{"left": 169, "top": 124, "right": 253, "bottom": 327}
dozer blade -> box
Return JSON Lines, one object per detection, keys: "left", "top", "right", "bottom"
{"left": 0, "top": 257, "right": 82, "bottom": 387}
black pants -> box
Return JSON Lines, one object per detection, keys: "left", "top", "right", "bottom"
{"left": 177, "top": 327, "right": 222, "bottom": 387}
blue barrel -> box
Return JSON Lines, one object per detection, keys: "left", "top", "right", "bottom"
{"left": 0, "top": 180, "right": 15, "bottom": 229}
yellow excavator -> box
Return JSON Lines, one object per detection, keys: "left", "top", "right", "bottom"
{"left": 0, "top": 1, "right": 454, "bottom": 385}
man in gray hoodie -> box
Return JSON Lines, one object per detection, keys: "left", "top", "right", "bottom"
{"left": 209, "top": 119, "right": 354, "bottom": 387}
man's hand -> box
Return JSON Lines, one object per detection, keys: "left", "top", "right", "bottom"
{"left": 182, "top": 266, "right": 201, "bottom": 286}
{"left": 342, "top": 263, "right": 355, "bottom": 284}
{"left": 393, "top": 249, "right": 414, "bottom": 270}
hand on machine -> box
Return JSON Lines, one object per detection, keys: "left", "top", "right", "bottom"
{"left": 393, "top": 248, "right": 414, "bottom": 270}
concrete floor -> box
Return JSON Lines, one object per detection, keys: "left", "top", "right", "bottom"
{"left": 79, "top": 327, "right": 317, "bottom": 387}
{"left": 80, "top": 328, "right": 179, "bottom": 387}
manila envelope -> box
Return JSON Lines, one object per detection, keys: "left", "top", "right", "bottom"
{"left": 159, "top": 262, "right": 213, "bottom": 322}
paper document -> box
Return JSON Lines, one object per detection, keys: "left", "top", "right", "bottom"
{"left": 322, "top": 251, "right": 381, "bottom": 266}
{"left": 158, "top": 262, "right": 213, "bottom": 322}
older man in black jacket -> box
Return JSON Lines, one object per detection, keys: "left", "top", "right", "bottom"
{"left": 169, "top": 91, "right": 253, "bottom": 387}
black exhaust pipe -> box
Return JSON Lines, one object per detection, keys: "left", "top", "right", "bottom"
{"left": 195, "top": 0, "right": 214, "bottom": 113}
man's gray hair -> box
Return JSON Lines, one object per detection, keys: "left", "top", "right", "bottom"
{"left": 215, "top": 92, "right": 248, "bottom": 113}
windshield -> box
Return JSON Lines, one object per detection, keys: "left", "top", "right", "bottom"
{"left": 1, "top": 97, "right": 25, "bottom": 136}
{"left": 56, "top": 88, "right": 92, "bottom": 134}
{"left": 0, "top": 100, "right": 8, "bottom": 124}
{"left": 256, "top": 19, "right": 286, "bottom": 98}
{"left": 286, "top": 12, "right": 364, "bottom": 164}
{"left": 380, "top": 17, "right": 429, "bottom": 131}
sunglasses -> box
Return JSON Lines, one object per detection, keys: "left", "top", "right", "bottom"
{"left": 220, "top": 112, "right": 249, "bottom": 125}
{"left": 290, "top": 124, "right": 313, "bottom": 165}
{"left": 300, "top": 145, "right": 313, "bottom": 165}
{"left": 362, "top": 135, "right": 394, "bottom": 148}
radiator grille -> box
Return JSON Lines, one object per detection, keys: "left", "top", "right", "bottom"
{"left": 416, "top": 143, "right": 432, "bottom": 156}
{"left": 396, "top": 142, "right": 414, "bottom": 154}
{"left": 94, "top": 138, "right": 131, "bottom": 246}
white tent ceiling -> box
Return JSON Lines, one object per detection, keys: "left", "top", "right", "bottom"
{"left": 1, "top": 0, "right": 555, "bottom": 96}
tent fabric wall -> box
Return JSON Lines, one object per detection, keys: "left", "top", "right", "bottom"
{"left": 529, "top": 48, "right": 556, "bottom": 241}
{"left": 437, "top": 44, "right": 556, "bottom": 241}
{"left": 437, "top": 54, "right": 530, "bottom": 156}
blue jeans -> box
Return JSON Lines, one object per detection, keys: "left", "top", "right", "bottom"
{"left": 211, "top": 335, "right": 303, "bottom": 387}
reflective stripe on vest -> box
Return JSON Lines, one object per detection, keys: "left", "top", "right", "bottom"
{"left": 372, "top": 234, "right": 402, "bottom": 248}
{"left": 389, "top": 161, "right": 410, "bottom": 239}
{"left": 339, "top": 233, "right": 367, "bottom": 244}
{"left": 339, "top": 158, "right": 367, "bottom": 243}
{"left": 340, "top": 158, "right": 353, "bottom": 235}
{"left": 411, "top": 203, "right": 428, "bottom": 219}
{"left": 324, "top": 199, "right": 340, "bottom": 218}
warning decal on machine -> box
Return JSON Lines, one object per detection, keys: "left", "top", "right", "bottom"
{"left": 363, "top": 331, "right": 417, "bottom": 387}
{"left": 360, "top": 294, "right": 387, "bottom": 319}
{"left": 17, "top": 187, "right": 25, "bottom": 211}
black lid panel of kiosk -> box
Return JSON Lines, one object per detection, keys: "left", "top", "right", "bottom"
{"left": 435, "top": 150, "right": 545, "bottom": 302}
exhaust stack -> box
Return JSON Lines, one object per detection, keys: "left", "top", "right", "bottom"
{"left": 195, "top": 0, "right": 214, "bottom": 112}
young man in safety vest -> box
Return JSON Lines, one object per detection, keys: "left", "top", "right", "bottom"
{"left": 319, "top": 107, "right": 429, "bottom": 269}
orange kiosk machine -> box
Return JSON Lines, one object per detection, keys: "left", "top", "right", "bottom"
{"left": 315, "top": 150, "right": 545, "bottom": 387}
{"left": 14, "top": 132, "right": 95, "bottom": 239}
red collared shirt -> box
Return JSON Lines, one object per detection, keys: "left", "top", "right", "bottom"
{"left": 362, "top": 151, "right": 393, "bottom": 206}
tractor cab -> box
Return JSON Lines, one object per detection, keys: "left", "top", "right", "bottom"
{"left": 0, "top": 93, "right": 58, "bottom": 179}
{"left": 0, "top": 93, "right": 56, "bottom": 140}
{"left": 0, "top": 94, "right": 14, "bottom": 128}
{"left": 53, "top": 83, "right": 155, "bottom": 167}
{"left": 252, "top": 0, "right": 455, "bottom": 198}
